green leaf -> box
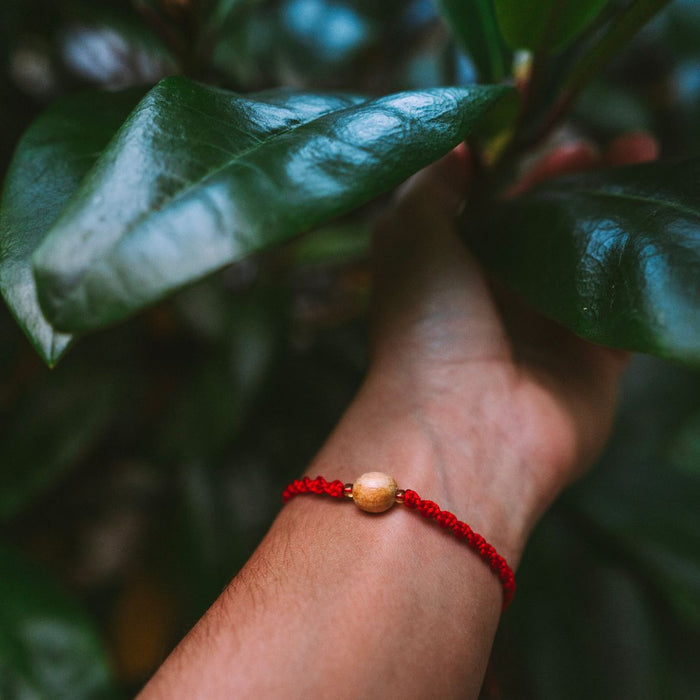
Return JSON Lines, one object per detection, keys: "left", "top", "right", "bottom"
{"left": 0, "top": 541, "right": 119, "bottom": 699}
{"left": 667, "top": 409, "right": 700, "bottom": 479}
{"left": 33, "top": 76, "right": 513, "bottom": 333}
{"left": 508, "top": 520, "right": 699, "bottom": 695}
{"left": 498, "top": 357, "right": 700, "bottom": 694}
{"left": 290, "top": 221, "right": 371, "bottom": 267}
{"left": 437, "top": 0, "right": 510, "bottom": 82}
{"left": 276, "top": 0, "right": 378, "bottom": 78}
{"left": 157, "top": 286, "right": 282, "bottom": 460}
{"left": 574, "top": 80, "right": 654, "bottom": 137}
{"left": 0, "top": 0, "right": 26, "bottom": 64}
{"left": 469, "top": 158, "right": 700, "bottom": 364}
{"left": 562, "top": 0, "right": 673, "bottom": 101}
{"left": 493, "top": 0, "right": 608, "bottom": 52}
{"left": 58, "top": 19, "right": 176, "bottom": 89}
{"left": 0, "top": 362, "right": 124, "bottom": 522}
{"left": 0, "top": 89, "right": 141, "bottom": 366}
{"left": 570, "top": 358, "right": 700, "bottom": 625}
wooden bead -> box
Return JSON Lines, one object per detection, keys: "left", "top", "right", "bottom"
{"left": 351, "top": 472, "right": 398, "bottom": 513}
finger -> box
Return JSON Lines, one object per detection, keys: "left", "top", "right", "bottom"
{"left": 507, "top": 141, "right": 600, "bottom": 198}
{"left": 604, "top": 131, "right": 659, "bottom": 166}
{"left": 395, "top": 142, "right": 473, "bottom": 214}
{"left": 373, "top": 144, "right": 471, "bottom": 261}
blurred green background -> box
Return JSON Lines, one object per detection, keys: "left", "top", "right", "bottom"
{"left": 1, "top": 0, "right": 699, "bottom": 697}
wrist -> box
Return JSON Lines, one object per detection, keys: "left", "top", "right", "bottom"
{"left": 309, "top": 368, "right": 553, "bottom": 567}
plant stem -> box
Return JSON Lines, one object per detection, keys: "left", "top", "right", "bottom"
{"left": 487, "top": 0, "right": 673, "bottom": 194}
{"left": 554, "top": 0, "right": 672, "bottom": 133}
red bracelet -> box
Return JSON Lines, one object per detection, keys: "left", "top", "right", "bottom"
{"left": 282, "top": 472, "right": 516, "bottom": 610}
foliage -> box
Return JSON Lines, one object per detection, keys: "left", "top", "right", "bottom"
{"left": 0, "top": 0, "right": 699, "bottom": 696}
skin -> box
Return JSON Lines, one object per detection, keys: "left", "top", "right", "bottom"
{"left": 139, "top": 132, "right": 658, "bottom": 699}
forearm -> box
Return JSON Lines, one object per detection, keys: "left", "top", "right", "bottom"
{"left": 140, "top": 370, "right": 546, "bottom": 699}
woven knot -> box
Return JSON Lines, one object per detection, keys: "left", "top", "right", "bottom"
{"left": 403, "top": 489, "right": 421, "bottom": 508}
{"left": 452, "top": 522, "right": 472, "bottom": 539}
{"left": 435, "top": 511, "right": 458, "bottom": 529}
{"left": 326, "top": 479, "right": 345, "bottom": 498}
{"left": 308, "top": 477, "right": 325, "bottom": 494}
{"left": 417, "top": 500, "right": 440, "bottom": 518}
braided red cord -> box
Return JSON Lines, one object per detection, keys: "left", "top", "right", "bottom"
{"left": 282, "top": 475, "right": 346, "bottom": 502}
{"left": 282, "top": 476, "right": 515, "bottom": 610}
{"left": 402, "top": 489, "right": 515, "bottom": 610}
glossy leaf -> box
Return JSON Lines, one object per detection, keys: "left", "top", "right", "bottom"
{"left": 0, "top": 89, "right": 140, "bottom": 366}
{"left": 437, "top": 0, "right": 510, "bottom": 82}
{"left": 469, "top": 158, "right": 700, "bottom": 364}
{"left": 0, "top": 542, "right": 118, "bottom": 699}
{"left": 33, "top": 76, "right": 513, "bottom": 332}
{"left": 493, "top": 0, "right": 608, "bottom": 52}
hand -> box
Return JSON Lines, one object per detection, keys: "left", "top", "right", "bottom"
{"left": 138, "top": 133, "right": 659, "bottom": 700}
{"left": 365, "top": 133, "right": 658, "bottom": 562}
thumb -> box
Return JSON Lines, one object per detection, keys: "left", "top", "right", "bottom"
{"left": 369, "top": 146, "right": 510, "bottom": 371}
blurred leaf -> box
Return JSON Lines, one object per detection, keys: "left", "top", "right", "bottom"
{"left": 661, "top": 0, "right": 700, "bottom": 58}
{"left": 574, "top": 476, "right": 700, "bottom": 627}
{"left": 0, "top": 541, "right": 119, "bottom": 699}
{"left": 574, "top": 79, "right": 654, "bottom": 137}
{"left": 562, "top": 0, "right": 672, "bottom": 101}
{"left": 158, "top": 287, "right": 283, "bottom": 460}
{"left": 32, "top": 76, "right": 513, "bottom": 333}
{"left": 493, "top": 0, "right": 608, "bottom": 52}
{"left": 170, "top": 455, "right": 277, "bottom": 621}
{"left": 208, "top": 6, "right": 274, "bottom": 88}
{"left": 109, "top": 572, "right": 177, "bottom": 685}
{"left": 0, "top": 89, "right": 141, "bottom": 366}
{"left": 667, "top": 410, "right": 700, "bottom": 479}
{"left": 507, "top": 524, "right": 662, "bottom": 697}
{"left": 437, "top": 0, "right": 510, "bottom": 82}
{"left": 58, "top": 20, "right": 176, "bottom": 89}
{"left": 289, "top": 221, "right": 370, "bottom": 266}
{"left": 502, "top": 506, "right": 700, "bottom": 697}
{"left": 497, "top": 356, "right": 700, "bottom": 696}
{"left": 470, "top": 158, "right": 700, "bottom": 364}
{"left": 201, "top": 0, "right": 251, "bottom": 31}
{"left": 0, "top": 361, "right": 124, "bottom": 522}
{"left": 570, "top": 356, "right": 700, "bottom": 624}
{"left": 0, "top": 0, "right": 26, "bottom": 64}
{"left": 276, "top": 0, "right": 378, "bottom": 78}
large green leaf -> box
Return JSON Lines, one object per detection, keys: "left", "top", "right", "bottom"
{"left": 493, "top": 0, "right": 608, "bottom": 52}
{"left": 437, "top": 0, "right": 510, "bottom": 82}
{"left": 33, "top": 76, "right": 513, "bottom": 333}
{"left": 0, "top": 90, "right": 140, "bottom": 366}
{"left": 469, "top": 158, "right": 700, "bottom": 364}
{"left": 0, "top": 542, "right": 119, "bottom": 699}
